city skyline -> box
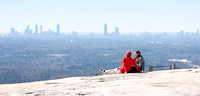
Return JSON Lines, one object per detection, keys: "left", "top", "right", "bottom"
{"left": 8, "top": 23, "right": 200, "bottom": 37}
{"left": 9, "top": 23, "right": 121, "bottom": 36}
{"left": 11, "top": 24, "right": 60, "bottom": 35}
{"left": 1, "top": 0, "right": 200, "bottom": 33}
{"left": 8, "top": 23, "right": 200, "bottom": 35}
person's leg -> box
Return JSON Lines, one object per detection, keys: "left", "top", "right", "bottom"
{"left": 128, "top": 66, "right": 141, "bottom": 73}
{"left": 128, "top": 67, "right": 134, "bottom": 73}
{"left": 100, "top": 67, "right": 121, "bottom": 75}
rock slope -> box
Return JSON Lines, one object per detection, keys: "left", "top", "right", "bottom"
{"left": 0, "top": 69, "right": 200, "bottom": 96}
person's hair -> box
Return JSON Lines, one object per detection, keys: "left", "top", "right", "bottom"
{"left": 135, "top": 50, "right": 141, "bottom": 58}
{"left": 127, "top": 55, "right": 131, "bottom": 57}
{"left": 134, "top": 50, "right": 142, "bottom": 63}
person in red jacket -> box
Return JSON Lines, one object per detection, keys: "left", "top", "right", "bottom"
{"left": 100, "top": 51, "right": 140, "bottom": 74}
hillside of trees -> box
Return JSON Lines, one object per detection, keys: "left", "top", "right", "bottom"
{"left": 0, "top": 36, "right": 199, "bottom": 84}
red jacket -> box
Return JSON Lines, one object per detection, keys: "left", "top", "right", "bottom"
{"left": 120, "top": 57, "right": 141, "bottom": 73}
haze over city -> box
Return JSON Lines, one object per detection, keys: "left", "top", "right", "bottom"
{"left": 1, "top": 0, "right": 200, "bottom": 33}
{"left": 0, "top": 0, "right": 200, "bottom": 85}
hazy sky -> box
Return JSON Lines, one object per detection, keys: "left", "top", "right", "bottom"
{"left": 0, "top": 0, "right": 200, "bottom": 33}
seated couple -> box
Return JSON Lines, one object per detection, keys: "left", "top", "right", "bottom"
{"left": 100, "top": 50, "right": 145, "bottom": 74}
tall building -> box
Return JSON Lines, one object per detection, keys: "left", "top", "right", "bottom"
{"left": 10, "top": 28, "right": 20, "bottom": 35}
{"left": 197, "top": 29, "right": 199, "bottom": 35}
{"left": 24, "top": 25, "right": 32, "bottom": 35}
{"left": 115, "top": 27, "right": 119, "bottom": 36}
{"left": 26, "top": 25, "right": 30, "bottom": 31}
{"left": 11, "top": 28, "right": 15, "bottom": 34}
{"left": 35, "top": 25, "right": 38, "bottom": 34}
{"left": 56, "top": 24, "right": 60, "bottom": 34}
{"left": 40, "top": 25, "right": 43, "bottom": 33}
{"left": 104, "top": 23, "right": 108, "bottom": 36}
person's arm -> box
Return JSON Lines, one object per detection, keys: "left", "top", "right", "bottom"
{"left": 139, "top": 57, "right": 145, "bottom": 71}
{"left": 133, "top": 60, "right": 141, "bottom": 72}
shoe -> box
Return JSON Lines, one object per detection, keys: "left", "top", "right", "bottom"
{"left": 100, "top": 67, "right": 105, "bottom": 73}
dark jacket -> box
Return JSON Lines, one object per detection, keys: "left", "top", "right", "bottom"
{"left": 137, "top": 56, "right": 145, "bottom": 71}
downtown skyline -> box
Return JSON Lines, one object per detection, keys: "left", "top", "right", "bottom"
{"left": 1, "top": 0, "right": 200, "bottom": 33}
{"left": 7, "top": 23, "right": 199, "bottom": 37}
{"left": 9, "top": 23, "right": 120, "bottom": 36}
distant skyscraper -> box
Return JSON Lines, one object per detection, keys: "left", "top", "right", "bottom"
{"left": 197, "top": 29, "right": 199, "bottom": 35}
{"left": 10, "top": 28, "right": 19, "bottom": 35}
{"left": 56, "top": 24, "right": 60, "bottom": 34}
{"left": 40, "top": 25, "right": 43, "bottom": 33}
{"left": 27, "top": 25, "right": 29, "bottom": 30}
{"left": 11, "top": 28, "right": 15, "bottom": 34}
{"left": 24, "top": 25, "right": 32, "bottom": 35}
{"left": 104, "top": 23, "right": 108, "bottom": 36}
{"left": 115, "top": 27, "right": 119, "bottom": 36}
{"left": 35, "top": 25, "right": 38, "bottom": 34}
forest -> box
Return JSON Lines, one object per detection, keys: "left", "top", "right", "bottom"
{"left": 0, "top": 35, "right": 200, "bottom": 84}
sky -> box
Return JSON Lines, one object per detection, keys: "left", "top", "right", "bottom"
{"left": 0, "top": 0, "right": 200, "bottom": 33}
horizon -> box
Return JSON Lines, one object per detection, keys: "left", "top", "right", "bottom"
{"left": 0, "top": 0, "right": 200, "bottom": 33}
{"left": 2, "top": 24, "right": 200, "bottom": 34}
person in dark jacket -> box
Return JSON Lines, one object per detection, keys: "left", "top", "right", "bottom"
{"left": 100, "top": 51, "right": 140, "bottom": 74}
{"left": 129, "top": 50, "right": 145, "bottom": 73}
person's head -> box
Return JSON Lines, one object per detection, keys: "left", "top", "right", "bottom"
{"left": 134, "top": 50, "right": 141, "bottom": 58}
{"left": 126, "top": 51, "right": 132, "bottom": 57}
